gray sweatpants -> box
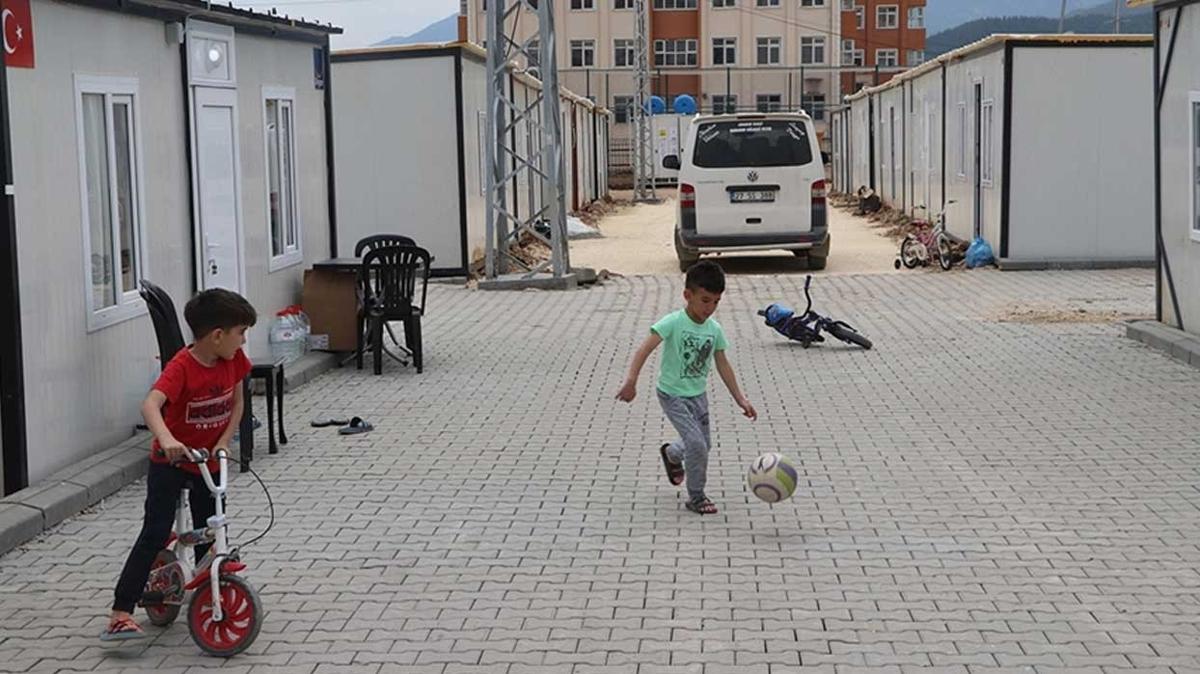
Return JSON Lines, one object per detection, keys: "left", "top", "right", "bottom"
{"left": 657, "top": 390, "right": 711, "bottom": 501}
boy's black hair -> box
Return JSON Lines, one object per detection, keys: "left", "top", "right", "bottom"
{"left": 184, "top": 289, "right": 258, "bottom": 339}
{"left": 685, "top": 260, "right": 725, "bottom": 294}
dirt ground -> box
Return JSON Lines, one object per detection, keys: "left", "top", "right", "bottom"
{"left": 569, "top": 189, "right": 903, "bottom": 276}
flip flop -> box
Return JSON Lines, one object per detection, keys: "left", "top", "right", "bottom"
{"left": 659, "top": 444, "right": 685, "bottom": 486}
{"left": 338, "top": 416, "right": 374, "bottom": 435}
{"left": 311, "top": 417, "right": 350, "bottom": 428}
{"left": 685, "top": 497, "right": 718, "bottom": 515}
{"left": 99, "top": 616, "right": 146, "bottom": 642}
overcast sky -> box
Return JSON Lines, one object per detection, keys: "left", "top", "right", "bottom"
{"left": 237, "top": 0, "right": 459, "bottom": 50}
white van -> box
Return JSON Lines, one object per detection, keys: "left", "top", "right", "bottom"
{"left": 663, "top": 112, "right": 829, "bottom": 272}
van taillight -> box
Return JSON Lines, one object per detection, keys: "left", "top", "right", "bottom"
{"left": 811, "top": 179, "right": 826, "bottom": 205}
{"left": 680, "top": 183, "right": 696, "bottom": 208}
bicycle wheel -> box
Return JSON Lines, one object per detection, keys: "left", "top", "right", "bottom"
{"left": 827, "top": 322, "right": 873, "bottom": 350}
{"left": 144, "top": 549, "right": 183, "bottom": 626}
{"left": 188, "top": 574, "right": 263, "bottom": 657}
{"left": 936, "top": 235, "right": 954, "bottom": 271}
{"left": 899, "top": 237, "right": 922, "bottom": 269}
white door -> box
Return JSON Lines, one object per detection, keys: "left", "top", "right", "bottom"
{"left": 193, "top": 87, "right": 243, "bottom": 292}
{"left": 924, "top": 102, "right": 934, "bottom": 211}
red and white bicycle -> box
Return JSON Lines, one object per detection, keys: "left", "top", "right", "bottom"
{"left": 139, "top": 447, "right": 267, "bottom": 656}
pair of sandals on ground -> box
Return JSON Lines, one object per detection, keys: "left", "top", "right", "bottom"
{"left": 310, "top": 416, "right": 374, "bottom": 434}
{"left": 659, "top": 444, "right": 718, "bottom": 515}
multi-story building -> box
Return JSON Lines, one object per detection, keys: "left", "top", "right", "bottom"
{"left": 462, "top": 0, "right": 924, "bottom": 146}
{"left": 839, "top": 0, "right": 926, "bottom": 94}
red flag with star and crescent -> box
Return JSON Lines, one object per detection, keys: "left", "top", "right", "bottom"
{"left": 2, "top": 0, "right": 34, "bottom": 69}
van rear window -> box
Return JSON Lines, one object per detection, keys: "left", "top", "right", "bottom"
{"left": 692, "top": 120, "right": 813, "bottom": 169}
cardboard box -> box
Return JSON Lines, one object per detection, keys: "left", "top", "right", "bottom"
{"left": 302, "top": 269, "right": 359, "bottom": 352}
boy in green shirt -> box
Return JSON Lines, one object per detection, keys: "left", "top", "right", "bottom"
{"left": 616, "top": 261, "right": 757, "bottom": 514}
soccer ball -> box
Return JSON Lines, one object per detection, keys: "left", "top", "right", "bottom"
{"left": 747, "top": 452, "right": 798, "bottom": 503}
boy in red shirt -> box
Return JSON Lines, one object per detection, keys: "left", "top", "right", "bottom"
{"left": 102, "top": 289, "right": 256, "bottom": 640}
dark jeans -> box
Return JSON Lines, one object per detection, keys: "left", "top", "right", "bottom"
{"left": 112, "top": 462, "right": 221, "bottom": 613}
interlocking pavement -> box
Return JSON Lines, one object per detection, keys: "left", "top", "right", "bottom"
{"left": 3, "top": 268, "right": 1199, "bottom": 673}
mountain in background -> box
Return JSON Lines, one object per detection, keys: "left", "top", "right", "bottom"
{"left": 926, "top": 2, "right": 1153, "bottom": 58}
{"left": 374, "top": 13, "right": 457, "bottom": 47}
{"left": 923, "top": 0, "right": 1149, "bottom": 34}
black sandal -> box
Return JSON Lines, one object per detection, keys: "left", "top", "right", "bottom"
{"left": 685, "top": 496, "right": 718, "bottom": 515}
{"left": 660, "top": 444, "right": 685, "bottom": 486}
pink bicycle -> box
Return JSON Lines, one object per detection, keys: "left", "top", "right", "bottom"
{"left": 894, "top": 201, "right": 957, "bottom": 271}
{"left": 139, "top": 448, "right": 271, "bottom": 656}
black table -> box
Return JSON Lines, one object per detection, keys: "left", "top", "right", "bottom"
{"left": 238, "top": 355, "right": 288, "bottom": 471}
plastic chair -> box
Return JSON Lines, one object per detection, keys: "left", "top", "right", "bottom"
{"left": 138, "top": 280, "right": 186, "bottom": 370}
{"left": 356, "top": 244, "right": 431, "bottom": 375}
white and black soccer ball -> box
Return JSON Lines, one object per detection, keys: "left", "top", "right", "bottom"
{"left": 747, "top": 452, "right": 798, "bottom": 503}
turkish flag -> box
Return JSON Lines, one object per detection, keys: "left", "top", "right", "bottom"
{"left": 2, "top": 0, "right": 34, "bottom": 69}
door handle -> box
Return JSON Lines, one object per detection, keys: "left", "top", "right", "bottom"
{"left": 209, "top": 258, "right": 219, "bottom": 275}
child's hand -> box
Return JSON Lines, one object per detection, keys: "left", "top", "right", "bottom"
{"left": 737, "top": 396, "right": 758, "bottom": 421}
{"left": 615, "top": 379, "right": 637, "bottom": 403}
{"left": 159, "top": 437, "right": 188, "bottom": 463}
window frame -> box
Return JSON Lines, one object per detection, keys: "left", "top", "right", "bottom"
{"left": 570, "top": 39, "right": 596, "bottom": 67}
{"left": 757, "top": 36, "right": 781, "bottom": 65}
{"left": 614, "top": 0, "right": 634, "bottom": 8}
{"left": 981, "top": 99, "right": 995, "bottom": 187}
{"left": 712, "top": 0, "right": 736, "bottom": 7}
{"left": 840, "top": 0, "right": 854, "bottom": 9}
{"left": 614, "top": 38, "right": 635, "bottom": 68}
{"left": 800, "top": 0, "right": 826, "bottom": 6}
{"left": 711, "top": 94, "right": 738, "bottom": 114}
{"left": 712, "top": 37, "right": 737, "bottom": 66}
{"left": 756, "top": 0, "right": 780, "bottom": 6}
{"left": 876, "top": 48, "right": 898, "bottom": 67}
{"left": 654, "top": 38, "right": 698, "bottom": 67}
{"left": 263, "top": 86, "right": 303, "bottom": 272}
{"left": 957, "top": 101, "right": 967, "bottom": 179}
{"left": 1191, "top": 92, "right": 1200, "bottom": 242}
{"left": 800, "top": 36, "right": 825, "bottom": 65}
{"left": 876, "top": 4, "right": 899, "bottom": 29}
{"left": 801, "top": 93, "right": 826, "bottom": 121}
{"left": 653, "top": 0, "right": 697, "bottom": 8}
{"left": 908, "top": 6, "right": 925, "bottom": 29}
{"left": 907, "top": 49, "right": 926, "bottom": 66}
{"left": 612, "top": 95, "right": 634, "bottom": 123}
{"left": 756, "top": 93, "right": 782, "bottom": 113}
{"left": 73, "top": 74, "right": 148, "bottom": 333}
{"left": 569, "top": 0, "right": 595, "bottom": 10}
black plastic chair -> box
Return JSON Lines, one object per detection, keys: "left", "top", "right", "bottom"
{"left": 356, "top": 244, "right": 431, "bottom": 375}
{"left": 138, "top": 280, "right": 186, "bottom": 370}
{"left": 354, "top": 234, "right": 416, "bottom": 257}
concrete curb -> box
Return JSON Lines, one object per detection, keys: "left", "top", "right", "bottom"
{"left": 1126, "top": 320, "right": 1200, "bottom": 370}
{"left": 0, "top": 353, "right": 338, "bottom": 559}
{"left": 999, "top": 258, "right": 1155, "bottom": 271}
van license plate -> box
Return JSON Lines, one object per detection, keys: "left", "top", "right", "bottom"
{"left": 731, "top": 190, "right": 775, "bottom": 203}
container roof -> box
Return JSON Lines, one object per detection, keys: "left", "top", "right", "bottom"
{"left": 88, "top": 0, "right": 342, "bottom": 36}
{"left": 843, "top": 33, "right": 1151, "bottom": 103}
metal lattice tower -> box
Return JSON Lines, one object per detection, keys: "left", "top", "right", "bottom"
{"left": 631, "top": 0, "right": 657, "bottom": 202}
{"left": 484, "top": 0, "right": 570, "bottom": 281}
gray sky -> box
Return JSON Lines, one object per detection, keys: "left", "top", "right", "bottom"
{"left": 236, "top": 0, "right": 459, "bottom": 50}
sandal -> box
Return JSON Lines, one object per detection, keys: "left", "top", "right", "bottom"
{"left": 99, "top": 615, "right": 146, "bottom": 642}
{"left": 311, "top": 416, "right": 350, "bottom": 428}
{"left": 685, "top": 497, "right": 718, "bottom": 515}
{"left": 338, "top": 416, "right": 374, "bottom": 435}
{"left": 659, "top": 444, "right": 684, "bottom": 486}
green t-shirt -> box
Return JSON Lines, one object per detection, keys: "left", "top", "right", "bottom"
{"left": 651, "top": 309, "right": 729, "bottom": 398}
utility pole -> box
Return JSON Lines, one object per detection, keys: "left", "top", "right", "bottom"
{"left": 483, "top": 0, "right": 573, "bottom": 288}
{"left": 1059, "top": 0, "right": 1068, "bottom": 33}
{"left": 1114, "top": 0, "right": 1121, "bottom": 33}
{"left": 632, "top": 0, "right": 657, "bottom": 203}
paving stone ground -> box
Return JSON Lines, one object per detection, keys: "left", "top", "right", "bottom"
{"left": 2, "top": 268, "right": 1199, "bottom": 674}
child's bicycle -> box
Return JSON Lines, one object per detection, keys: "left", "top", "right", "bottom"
{"left": 894, "top": 201, "right": 957, "bottom": 271}
{"left": 139, "top": 447, "right": 270, "bottom": 656}
{"left": 758, "top": 275, "right": 873, "bottom": 350}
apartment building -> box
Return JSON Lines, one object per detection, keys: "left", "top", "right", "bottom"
{"left": 839, "top": 0, "right": 927, "bottom": 94}
{"left": 464, "top": 0, "right": 844, "bottom": 142}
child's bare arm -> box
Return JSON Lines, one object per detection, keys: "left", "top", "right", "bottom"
{"left": 214, "top": 385, "right": 243, "bottom": 454}
{"left": 616, "top": 333, "right": 663, "bottom": 402}
{"left": 714, "top": 351, "right": 757, "bottom": 420}
{"left": 141, "top": 390, "right": 186, "bottom": 462}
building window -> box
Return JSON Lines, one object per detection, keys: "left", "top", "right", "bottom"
{"left": 957, "top": 102, "right": 967, "bottom": 178}
{"left": 526, "top": 38, "right": 540, "bottom": 71}
{"left": 712, "top": 0, "right": 736, "bottom": 6}
{"left": 614, "top": 0, "right": 634, "bottom": 8}
{"left": 757, "top": 37, "right": 781, "bottom": 65}
{"left": 757, "top": 0, "right": 780, "bottom": 6}
{"left": 570, "top": 40, "right": 595, "bottom": 67}
{"left": 74, "top": 75, "right": 146, "bottom": 332}
{"left": 614, "top": 39, "right": 635, "bottom": 67}
{"left": 852, "top": 49, "right": 865, "bottom": 65}
{"left": 908, "top": 6, "right": 925, "bottom": 28}
{"left": 800, "top": 36, "right": 825, "bottom": 64}
{"left": 876, "top": 49, "right": 898, "bottom": 67}
{"left": 802, "top": 93, "right": 826, "bottom": 121}
{"left": 711, "top": 94, "right": 738, "bottom": 114}
{"left": 981, "top": 100, "right": 994, "bottom": 186}
{"left": 756, "top": 93, "right": 782, "bottom": 112}
{"left": 800, "top": 0, "right": 825, "bottom": 6}
{"left": 613, "top": 95, "right": 634, "bottom": 123}
{"left": 712, "top": 37, "right": 737, "bottom": 65}
{"left": 840, "top": 0, "right": 854, "bottom": 9}
{"left": 877, "top": 5, "right": 898, "bottom": 29}
{"left": 1194, "top": 98, "right": 1200, "bottom": 237}
{"left": 842, "top": 39, "right": 855, "bottom": 64}
{"left": 654, "top": 0, "right": 697, "bottom": 8}
{"left": 654, "top": 39, "right": 698, "bottom": 66}
{"left": 855, "top": 6, "right": 865, "bottom": 29}
{"left": 264, "top": 88, "right": 301, "bottom": 270}
{"left": 907, "top": 49, "right": 925, "bottom": 66}
{"left": 570, "top": 0, "right": 594, "bottom": 9}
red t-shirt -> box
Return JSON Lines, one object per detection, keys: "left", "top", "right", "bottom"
{"left": 150, "top": 347, "right": 252, "bottom": 475}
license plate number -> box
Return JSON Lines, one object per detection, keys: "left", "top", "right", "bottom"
{"left": 731, "top": 190, "right": 775, "bottom": 203}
